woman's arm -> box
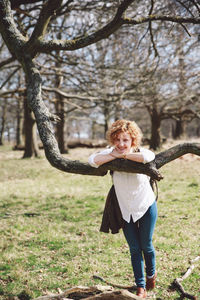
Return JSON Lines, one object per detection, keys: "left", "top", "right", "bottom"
{"left": 88, "top": 147, "right": 155, "bottom": 168}
{"left": 111, "top": 147, "right": 155, "bottom": 164}
{"left": 88, "top": 148, "right": 116, "bottom": 168}
{"left": 124, "top": 152, "right": 145, "bottom": 163}
{"left": 93, "top": 153, "right": 116, "bottom": 166}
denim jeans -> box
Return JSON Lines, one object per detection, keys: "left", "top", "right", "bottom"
{"left": 123, "top": 201, "right": 157, "bottom": 288}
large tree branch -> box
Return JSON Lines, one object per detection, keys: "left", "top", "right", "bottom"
{"left": 0, "top": 0, "right": 27, "bottom": 58}
{"left": 1, "top": 0, "right": 135, "bottom": 57}
{"left": 26, "top": 0, "right": 135, "bottom": 54}
{"left": 155, "top": 143, "right": 200, "bottom": 169}
{"left": 44, "top": 142, "right": 200, "bottom": 180}
{"left": 123, "top": 15, "right": 200, "bottom": 25}
{"left": 30, "top": 12, "right": 200, "bottom": 53}
{"left": 2, "top": 0, "right": 200, "bottom": 58}
{"left": 27, "top": 0, "right": 63, "bottom": 52}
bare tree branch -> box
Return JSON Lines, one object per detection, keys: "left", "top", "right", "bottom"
{"left": 148, "top": 0, "right": 159, "bottom": 57}
{"left": 27, "top": 0, "right": 63, "bottom": 49}
{"left": 176, "top": 0, "right": 196, "bottom": 17}
{"left": 0, "top": 0, "right": 27, "bottom": 58}
{"left": 42, "top": 86, "right": 99, "bottom": 102}
{"left": 26, "top": 0, "right": 136, "bottom": 54}
{"left": 179, "top": 23, "right": 192, "bottom": 37}
{"left": 32, "top": 15, "right": 200, "bottom": 53}
{"left": 189, "top": 0, "right": 200, "bottom": 14}
{"left": 0, "top": 88, "right": 25, "bottom": 96}
{"left": 155, "top": 143, "right": 200, "bottom": 169}
{"left": 0, "top": 56, "right": 16, "bottom": 68}
{"left": 10, "top": 0, "right": 45, "bottom": 9}
{"left": 0, "top": 66, "right": 21, "bottom": 89}
{"left": 173, "top": 256, "right": 200, "bottom": 300}
{"left": 123, "top": 15, "right": 200, "bottom": 25}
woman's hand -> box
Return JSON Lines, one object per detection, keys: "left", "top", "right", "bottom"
{"left": 111, "top": 148, "right": 145, "bottom": 163}
{"left": 111, "top": 148, "right": 127, "bottom": 159}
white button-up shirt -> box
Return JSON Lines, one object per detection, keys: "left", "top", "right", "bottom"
{"left": 88, "top": 147, "right": 156, "bottom": 223}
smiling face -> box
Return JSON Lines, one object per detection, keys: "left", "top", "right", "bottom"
{"left": 113, "top": 131, "right": 132, "bottom": 154}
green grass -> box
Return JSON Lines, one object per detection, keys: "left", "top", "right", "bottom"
{"left": 0, "top": 145, "right": 200, "bottom": 299}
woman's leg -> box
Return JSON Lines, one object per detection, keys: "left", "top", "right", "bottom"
{"left": 138, "top": 201, "right": 158, "bottom": 277}
{"left": 123, "top": 218, "right": 145, "bottom": 288}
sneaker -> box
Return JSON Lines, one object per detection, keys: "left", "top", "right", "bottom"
{"left": 136, "top": 287, "right": 147, "bottom": 298}
{"left": 146, "top": 271, "right": 157, "bottom": 290}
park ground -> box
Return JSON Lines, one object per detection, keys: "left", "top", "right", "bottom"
{"left": 0, "top": 140, "right": 200, "bottom": 299}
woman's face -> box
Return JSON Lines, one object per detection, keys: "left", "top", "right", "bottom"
{"left": 113, "top": 131, "right": 132, "bottom": 154}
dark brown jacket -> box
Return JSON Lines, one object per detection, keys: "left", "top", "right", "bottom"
{"left": 100, "top": 185, "right": 124, "bottom": 234}
{"left": 100, "top": 179, "right": 157, "bottom": 234}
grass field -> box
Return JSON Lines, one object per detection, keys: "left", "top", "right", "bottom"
{"left": 0, "top": 143, "right": 200, "bottom": 299}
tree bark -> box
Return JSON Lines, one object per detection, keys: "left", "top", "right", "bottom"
{"left": 54, "top": 59, "right": 68, "bottom": 154}
{"left": 32, "top": 285, "right": 142, "bottom": 300}
{"left": 155, "top": 143, "right": 200, "bottom": 169}
{"left": 173, "top": 37, "right": 187, "bottom": 140}
{"left": 23, "top": 94, "right": 40, "bottom": 158}
{"left": 0, "top": 99, "right": 7, "bottom": 145}
{"left": 149, "top": 107, "right": 161, "bottom": 150}
{"left": 16, "top": 96, "right": 24, "bottom": 146}
{"left": 172, "top": 119, "right": 186, "bottom": 139}
{"left": 55, "top": 95, "right": 67, "bottom": 153}
{"left": 103, "top": 101, "right": 110, "bottom": 139}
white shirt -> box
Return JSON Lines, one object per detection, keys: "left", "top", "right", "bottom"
{"left": 88, "top": 147, "right": 156, "bottom": 223}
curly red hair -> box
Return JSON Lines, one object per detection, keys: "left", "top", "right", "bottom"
{"left": 106, "top": 119, "right": 143, "bottom": 148}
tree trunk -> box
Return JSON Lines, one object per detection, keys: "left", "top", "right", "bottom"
{"left": 16, "top": 97, "right": 24, "bottom": 146}
{"left": 103, "top": 101, "right": 110, "bottom": 138}
{"left": 173, "top": 37, "right": 187, "bottom": 140}
{"left": 115, "top": 97, "right": 123, "bottom": 121}
{"left": 55, "top": 95, "right": 67, "bottom": 153}
{"left": 91, "top": 120, "right": 96, "bottom": 139}
{"left": 172, "top": 119, "right": 186, "bottom": 139}
{"left": 197, "top": 125, "right": 200, "bottom": 137}
{"left": 23, "top": 95, "right": 40, "bottom": 158}
{"left": 149, "top": 108, "right": 161, "bottom": 150}
{"left": 0, "top": 100, "right": 7, "bottom": 145}
{"left": 6, "top": 126, "right": 10, "bottom": 142}
{"left": 54, "top": 56, "right": 68, "bottom": 154}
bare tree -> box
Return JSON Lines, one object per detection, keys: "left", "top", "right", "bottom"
{"left": 0, "top": 0, "right": 200, "bottom": 178}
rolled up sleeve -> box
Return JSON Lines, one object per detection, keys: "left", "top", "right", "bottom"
{"left": 88, "top": 153, "right": 99, "bottom": 168}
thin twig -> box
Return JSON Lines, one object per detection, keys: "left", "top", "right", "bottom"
{"left": 173, "top": 256, "right": 199, "bottom": 299}
{"left": 180, "top": 23, "right": 191, "bottom": 37}
{"left": 93, "top": 275, "right": 137, "bottom": 290}
{"left": 148, "top": 0, "right": 159, "bottom": 57}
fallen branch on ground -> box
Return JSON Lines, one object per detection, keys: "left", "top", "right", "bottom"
{"left": 173, "top": 256, "right": 200, "bottom": 299}
{"left": 32, "top": 285, "right": 143, "bottom": 300}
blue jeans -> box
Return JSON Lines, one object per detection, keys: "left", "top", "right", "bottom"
{"left": 123, "top": 201, "right": 157, "bottom": 288}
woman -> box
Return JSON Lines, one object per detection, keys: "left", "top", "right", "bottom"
{"left": 88, "top": 119, "right": 157, "bottom": 298}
